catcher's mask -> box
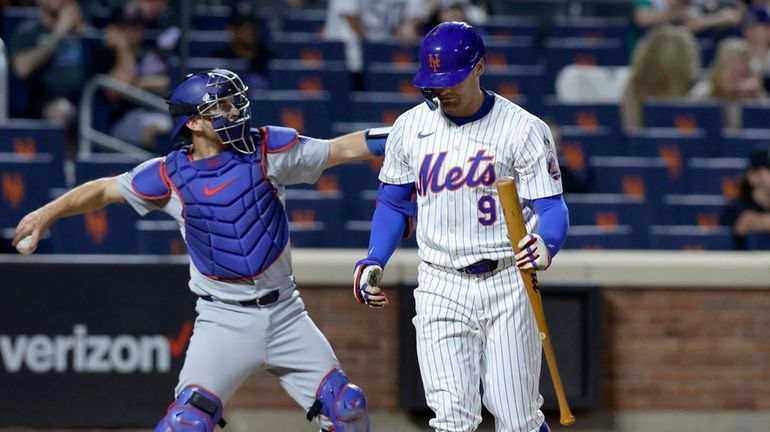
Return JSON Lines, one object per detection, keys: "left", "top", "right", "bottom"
{"left": 166, "top": 69, "right": 255, "bottom": 154}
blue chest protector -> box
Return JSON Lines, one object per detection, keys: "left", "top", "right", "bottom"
{"left": 133, "top": 126, "right": 298, "bottom": 280}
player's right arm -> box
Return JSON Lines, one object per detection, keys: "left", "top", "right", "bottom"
{"left": 353, "top": 116, "right": 415, "bottom": 308}
{"left": 12, "top": 176, "right": 125, "bottom": 252}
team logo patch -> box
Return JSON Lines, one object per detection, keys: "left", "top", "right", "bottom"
{"left": 546, "top": 150, "right": 561, "bottom": 181}
{"left": 428, "top": 53, "right": 441, "bottom": 72}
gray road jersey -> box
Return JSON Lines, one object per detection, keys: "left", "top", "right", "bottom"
{"left": 117, "top": 137, "right": 330, "bottom": 301}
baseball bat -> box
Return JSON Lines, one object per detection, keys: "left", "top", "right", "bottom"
{"left": 496, "top": 176, "right": 576, "bottom": 427}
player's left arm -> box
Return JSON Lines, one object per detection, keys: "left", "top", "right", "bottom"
{"left": 513, "top": 118, "right": 570, "bottom": 270}
{"left": 324, "top": 127, "right": 390, "bottom": 168}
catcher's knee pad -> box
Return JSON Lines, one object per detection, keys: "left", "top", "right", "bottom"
{"left": 155, "top": 385, "right": 226, "bottom": 432}
{"left": 307, "top": 367, "right": 370, "bottom": 432}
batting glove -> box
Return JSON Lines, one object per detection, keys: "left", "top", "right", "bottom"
{"left": 515, "top": 233, "right": 552, "bottom": 271}
{"left": 353, "top": 258, "right": 388, "bottom": 308}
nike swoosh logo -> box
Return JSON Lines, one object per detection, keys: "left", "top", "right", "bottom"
{"left": 203, "top": 178, "right": 237, "bottom": 197}
{"left": 417, "top": 131, "right": 435, "bottom": 139}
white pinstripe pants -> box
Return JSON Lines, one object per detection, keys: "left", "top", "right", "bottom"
{"left": 413, "top": 261, "right": 545, "bottom": 432}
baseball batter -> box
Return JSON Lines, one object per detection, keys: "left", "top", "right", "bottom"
{"left": 13, "top": 69, "right": 387, "bottom": 431}
{"left": 353, "top": 23, "right": 570, "bottom": 432}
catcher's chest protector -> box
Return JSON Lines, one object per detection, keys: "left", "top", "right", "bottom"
{"left": 164, "top": 146, "right": 289, "bottom": 280}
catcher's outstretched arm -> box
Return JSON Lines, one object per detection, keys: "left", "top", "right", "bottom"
{"left": 12, "top": 176, "right": 125, "bottom": 251}
{"left": 324, "top": 127, "right": 390, "bottom": 168}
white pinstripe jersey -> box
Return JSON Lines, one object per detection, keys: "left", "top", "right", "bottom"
{"left": 380, "top": 92, "right": 563, "bottom": 269}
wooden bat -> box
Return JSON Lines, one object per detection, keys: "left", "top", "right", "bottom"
{"left": 496, "top": 176, "right": 576, "bottom": 427}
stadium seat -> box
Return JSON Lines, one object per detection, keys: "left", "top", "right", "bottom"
{"left": 484, "top": 37, "right": 537, "bottom": 66}
{"left": 343, "top": 219, "right": 417, "bottom": 249}
{"left": 363, "top": 63, "right": 421, "bottom": 95}
{"left": 186, "top": 31, "right": 233, "bottom": 58}
{"left": 589, "top": 156, "right": 681, "bottom": 199}
{"left": 0, "top": 154, "right": 65, "bottom": 230}
{"left": 648, "top": 225, "right": 733, "bottom": 250}
{"left": 136, "top": 220, "right": 186, "bottom": 255}
{"left": 250, "top": 90, "right": 333, "bottom": 138}
{"left": 267, "top": 60, "right": 351, "bottom": 118}
{"left": 271, "top": 33, "right": 346, "bottom": 63}
{"left": 479, "top": 15, "right": 539, "bottom": 40}
{"left": 741, "top": 102, "right": 770, "bottom": 129}
{"left": 0, "top": 119, "right": 66, "bottom": 165}
{"left": 544, "top": 37, "right": 628, "bottom": 94}
{"left": 564, "top": 193, "right": 652, "bottom": 245}
{"left": 481, "top": 65, "right": 545, "bottom": 110}
{"left": 285, "top": 189, "right": 345, "bottom": 247}
{"left": 542, "top": 98, "right": 621, "bottom": 136}
{"left": 557, "top": 126, "right": 616, "bottom": 181}
{"left": 550, "top": 16, "right": 630, "bottom": 39}
{"left": 50, "top": 204, "right": 142, "bottom": 254}
{"left": 719, "top": 129, "right": 770, "bottom": 158}
{"left": 281, "top": 9, "right": 327, "bottom": 34}
{"left": 74, "top": 154, "right": 141, "bottom": 186}
{"left": 687, "top": 157, "right": 746, "bottom": 198}
{"left": 661, "top": 194, "right": 726, "bottom": 226}
{"left": 642, "top": 100, "right": 721, "bottom": 141}
{"left": 1, "top": 6, "right": 38, "bottom": 41}
{"left": 362, "top": 41, "right": 419, "bottom": 70}
{"left": 348, "top": 92, "right": 420, "bottom": 124}
{"left": 627, "top": 128, "right": 715, "bottom": 170}
{"left": 562, "top": 225, "right": 636, "bottom": 249}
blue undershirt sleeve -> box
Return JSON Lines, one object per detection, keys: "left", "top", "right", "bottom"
{"left": 367, "top": 182, "right": 416, "bottom": 266}
{"left": 532, "top": 194, "right": 569, "bottom": 259}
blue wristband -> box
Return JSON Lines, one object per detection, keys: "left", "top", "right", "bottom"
{"left": 364, "top": 127, "right": 391, "bottom": 156}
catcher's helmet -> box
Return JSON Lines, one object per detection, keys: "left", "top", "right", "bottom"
{"left": 166, "top": 69, "right": 255, "bottom": 154}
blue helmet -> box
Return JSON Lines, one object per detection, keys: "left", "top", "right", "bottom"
{"left": 412, "top": 21, "right": 486, "bottom": 109}
{"left": 166, "top": 69, "right": 255, "bottom": 154}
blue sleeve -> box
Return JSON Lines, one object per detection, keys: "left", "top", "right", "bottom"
{"left": 533, "top": 194, "right": 569, "bottom": 258}
{"left": 367, "top": 182, "right": 416, "bottom": 266}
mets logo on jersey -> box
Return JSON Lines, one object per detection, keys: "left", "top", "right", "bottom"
{"left": 428, "top": 53, "right": 441, "bottom": 72}
{"left": 416, "top": 149, "right": 496, "bottom": 196}
{"left": 546, "top": 150, "right": 561, "bottom": 181}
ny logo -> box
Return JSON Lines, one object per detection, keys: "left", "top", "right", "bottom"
{"left": 428, "top": 53, "right": 441, "bottom": 72}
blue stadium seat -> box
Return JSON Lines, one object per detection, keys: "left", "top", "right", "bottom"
{"left": 687, "top": 157, "right": 746, "bottom": 198}
{"left": 250, "top": 90, "right": 333, "bottom": 138}
{"left": 747, "top": 233, "right": 770, "bottom": 250}
{"left": 50, "top": 204, "right": 142, "bottom": 254}
{"left": 481, "top": 65, "right": 545, "bottom": 110}
{"left": 281, "top": 9, "right": 326, "bottom": 33}
{"left": 0, "top": 154, "right": 65, "bottom": 229}
{"left": 542, "top": 98, "right": 621, "bottom": 137}
{"left": 136, "top": 219, "right": 186, "bottom": 255}
{"left": 0, "top": 119, "right": 66, "bottom": 165}
{"left": 267, "top": 60, "right": 351, "bottom": 118}
{"left": 642, "top": 100, "right": 722, "bottom": 141}
{"left": 334, "top": 161, "right": 382, "bottom": 218}
{"left": 362, "top": 41, "right": 419, "bottom": 70}
{"left": 661, "top": 194, "right": 726, "bottom": 226}
{"left": 589, "top": 156, "right": 682, "bottom": 199}
{"left": 564, "top": 193, "right": 652, "bottom": 245}
{"left": 544, "top": 38, "right": 627, "bottom": 93}
{"left": 271, "top": 33, "right": 346, "bottom": 63}
{"left": 648, "top": 225, "right": 733, "bottom": 250}
{"left": 479, "top": 15, "right": 539, "bottom": 40}
{"left": 742, "top": 102, "right": 770, "bottom": 129}
{"left": 363, "top": 64, "right": 421, "bottom": 95}
{"left": 550, "top": 16, "right": 629, "bottom": 39}
{"left": 348, "top": 92, "right": 420, "bottom": 124}
{"left": 343, "top": 219, "right": 417, "bottom": 249}
{"left": 186, "top": 31, "right": 233, "bottom": 58}
{"left": 2, "top": 6, "right": 38, "bottom": 41}
{"left": 74, "top": 154, "right": 140, "bottom": 185}
{"left": 484, "top": 37, "right": 537, "bottom": 66}
{"left": 285, "top": 189, "right": 345, "bottom": 247}
{"left": 562, "top": 225, "right": 636, "bottom": 249}
{"left": 719, "top": 129, "right": 770, "bottom": 158}
{"left": 627, "top": 128, "right": 715, "bottom": 168}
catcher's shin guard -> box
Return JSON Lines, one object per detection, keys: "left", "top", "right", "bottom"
{"left": 155, "top": 385, "right": 226, "bottom": 431}
{"left": 307, "top": 368, "right": 370, "bottom": 432}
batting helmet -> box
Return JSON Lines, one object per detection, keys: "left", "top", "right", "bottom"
{"left": 413, "top": 21, "right": 486, "bottom": 92}
{"left": 166, "top": 69, "right": 255, "bottom": 154}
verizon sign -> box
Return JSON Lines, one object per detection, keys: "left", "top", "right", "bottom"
{"left": 0, "top": 259, "right": 197, "bottom": 427}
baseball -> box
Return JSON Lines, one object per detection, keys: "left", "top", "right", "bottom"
{"left": 16, "top": 235, "right": 36, "bottom": 255}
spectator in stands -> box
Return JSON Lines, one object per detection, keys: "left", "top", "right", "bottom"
{"left": 742, "top": 4, "right": 770, "bottom": 91}
{"left": 9, "top": 0, "right": 87, "bottom": 153}
{"left": 630, "top": 1, "right": 743, "bottom": 52}
{"left": 323, "top": 0, "right": 429, "bottom": 73}
{"left": 621, "top": 25, "right": 701, "bottom": 132}
{"left": 720, "top": 147, "right": 770, "bottom": 249}
{"left": 689, "top": 36, "right": 767, "bottom": 128}
{"left": 91, "top": 4, "right": 172, "bottom": 151}
{"left": 423, "top": 1, "right": 489, "bottom": 32}
{"left": 212, "top": 5, "right": 277, "bottom": 91}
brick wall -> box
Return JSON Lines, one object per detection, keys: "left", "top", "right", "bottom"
{"left": 228, "top": 285, "right": 770, "bottom": 411}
